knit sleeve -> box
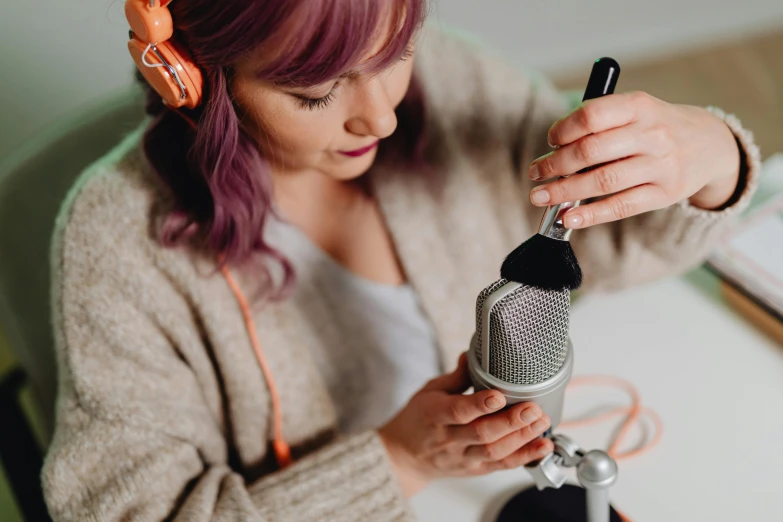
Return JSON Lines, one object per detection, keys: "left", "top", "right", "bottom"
{"left": 42, "top": 166, "right": 412, "bottom": 522}
{"left": 516, "top": 77, "right": 762, "bottom": 291}
{"left": 44, "top": 410, "right": 407, "bottom": 522}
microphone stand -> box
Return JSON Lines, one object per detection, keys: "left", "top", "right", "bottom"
{"left": 524, "top": 433, "right": 619, "bottom": 522}
{"left": 494, "top": 432, "right": 620, "bottom": 522}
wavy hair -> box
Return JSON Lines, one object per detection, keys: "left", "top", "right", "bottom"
{"left": 138, "top": 0, "right": 429, "bottom": 300}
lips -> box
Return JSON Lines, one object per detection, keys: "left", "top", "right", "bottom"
{"left": 339, "top": 140, "right": 379, "bottom": 157}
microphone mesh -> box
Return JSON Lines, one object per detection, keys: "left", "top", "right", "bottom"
{"left": 475, "top": 279, "right": 570, "bottom": 385}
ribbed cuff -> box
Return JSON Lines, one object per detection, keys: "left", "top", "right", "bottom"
{"left": 644, "top": 108, "right": 761, "bottom": 255}
{"left": 249, "top": 431, "right": 412, "bottom": 521}
{"left": 674, "top": 107, "right": 762, "bottom": 220}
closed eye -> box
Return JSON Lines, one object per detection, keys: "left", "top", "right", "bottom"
{"left": 290, "top": 44, "right": 413, "bottom": 111}
{"left": 292, "top": 85, "right": 338, "bottom": 111}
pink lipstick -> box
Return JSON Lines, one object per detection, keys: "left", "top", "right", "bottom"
{"left": 339, "top": 140, "right": 379, "bottom": 157}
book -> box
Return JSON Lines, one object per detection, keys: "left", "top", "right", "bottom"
{"left": 706, "top": 153, "right": 783, "bottom": 343}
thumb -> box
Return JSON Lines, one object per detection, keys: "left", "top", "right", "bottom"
{"left": 423, "top": 352, "right": 471, "bottom": 394}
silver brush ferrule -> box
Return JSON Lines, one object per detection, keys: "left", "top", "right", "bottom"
{"left": 538, "top": 200, "right": 581, "bottom": 241}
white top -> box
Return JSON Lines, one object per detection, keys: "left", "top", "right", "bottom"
{"left": 266, "top": 217, "right": 442, "bottom": 433}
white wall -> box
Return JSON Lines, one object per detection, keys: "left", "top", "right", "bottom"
{"left": 1, "top": 1, "right": 136, "bottom": 161}
{"left": 1, "top": 0, "right": 783, "bottom": 160}
{"left": 430, "top": 0, "right": 783, "bottom": 73}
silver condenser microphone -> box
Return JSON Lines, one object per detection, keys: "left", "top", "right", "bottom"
{"left": 467, "top": 279, "right": 573, "bottom": 430}
{"left": 468, "top": 279, "right": 622, "bottom": 522}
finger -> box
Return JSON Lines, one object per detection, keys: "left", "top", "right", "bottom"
{"left": 529, "top": 124, "right": 641, "bottom": 182}
{"left": 530, "top": 155, "right": 656, "bottom": 207}
{"left": 428, "top": 388, "right": 507, "bottom": 426}
{"left": 464, "top": 414, "right": 551, "bottom": 462}
{"left": 422, "top": 352, "right": 470, "bottom": 394}
{"left": 450, "top": 402, "right": 543, "bottom": 445}
{"left": 562, "top": 184, "right": 669, "bottom": 229}
{"left": 548, "top": 92, "right": 650, "bottom": 148}
{"left": 485, "top": 437, "right": 555, "bottom": 471}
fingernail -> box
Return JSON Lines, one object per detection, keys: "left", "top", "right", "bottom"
{"left": 521, "top": 406, "right": 541, "bottom": 423}
{"left": 531, "top": 188, "right": 550, "bottom": 205}
{"left": 528, "top": 164, "right": 541, "bottom": 181}
{"left": 566, "top": 213, "right": 583, "bottom": 228}
{"left": 486, "top": 396, "right": 503, "bottom": 410}
{"left": 547, "top": 137, "right": 558, "bottom": 149}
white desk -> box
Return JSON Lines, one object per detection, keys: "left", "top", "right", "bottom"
{"left": 411, "top": 267, "right": 783, "bottom": 522}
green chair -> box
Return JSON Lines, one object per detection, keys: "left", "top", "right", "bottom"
{"left": 0, "top": 86, "right": 146, "bottom": 521}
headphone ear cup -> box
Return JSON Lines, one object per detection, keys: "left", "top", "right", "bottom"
{"left": 159, "top": 39, "right": 204, "bottom": 108}
{"left": 128, "top": 37, "right": 203, "bottom": 109}
{"left": 125, "top": 0, "right": 174, "bottom": 44}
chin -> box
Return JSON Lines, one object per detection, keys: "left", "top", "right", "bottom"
{"left": 329, "top": 150, "right": 378, "bottom": 181}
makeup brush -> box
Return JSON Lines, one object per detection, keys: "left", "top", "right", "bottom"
{"left": 500, "top": 57, "right": 621, "bottom": 291}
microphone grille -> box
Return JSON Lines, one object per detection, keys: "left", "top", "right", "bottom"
{"left": 475, "top": 279, "right": 570, "bottom": 385}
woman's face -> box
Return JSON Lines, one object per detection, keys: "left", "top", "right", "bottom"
{"left": 231, "top": 32, "right": 415, "bottom": 182}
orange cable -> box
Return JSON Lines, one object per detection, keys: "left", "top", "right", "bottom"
{"left": 562, "top": 375, "right": 663, "bottom": 460}
{"left": 560, "top": 375, "right": 664, "bottom": 522}
{"left": 220, "top": 264, "right": 292, "bottom": 468}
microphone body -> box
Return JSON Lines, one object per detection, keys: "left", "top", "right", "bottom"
{"left": 467, "top": 279, "right": 573, "bottom": 429}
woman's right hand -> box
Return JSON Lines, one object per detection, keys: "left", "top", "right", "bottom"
{"left": 378, "top": 353, "right": 554, "bottom": 497}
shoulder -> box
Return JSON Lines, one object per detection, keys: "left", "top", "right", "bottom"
{"left": 50, "top": 122, "right": 207, "bottom": 348}
{"left": 50, "top": 124, "right": 218, "bottom": 417}
{"left": 52, "top": 122, "right": 181, "bottom": 286}
{"left": 413, "top": 25, "right": 567, "bottom": 144}
{"left": 415, "top": 25, "right": 534, "bottom": 96}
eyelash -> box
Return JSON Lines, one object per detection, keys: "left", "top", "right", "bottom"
{"left": 295, "top": 46, "right": 415, "bottom": 111}
{"left": 295, "top": 89, "right": 337, "bottom": 111}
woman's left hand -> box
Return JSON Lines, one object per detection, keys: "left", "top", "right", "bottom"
{"left": 527, "top": 91, "right": 742, "bottom": 229}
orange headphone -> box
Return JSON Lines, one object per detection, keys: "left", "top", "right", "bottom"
{"left": 125, "top": 0, "right": 204, "bottom": 109}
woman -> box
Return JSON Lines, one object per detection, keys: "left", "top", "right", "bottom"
{"left": 42, "top": 0, "right": 758, "bottom": 520}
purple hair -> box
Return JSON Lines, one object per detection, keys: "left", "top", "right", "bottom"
{"left": 139, "top": 0, "right": 429, "bottom": 300}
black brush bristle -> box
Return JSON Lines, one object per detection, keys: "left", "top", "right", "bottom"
{"left": 498, "top": 57, "right": 619, "bottom": 292}
{"left": 500, "top": 234, "right": 583, "bottom": 291}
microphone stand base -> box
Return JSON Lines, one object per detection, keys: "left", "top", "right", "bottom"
{"left": 495, "top": 484, "right": 622, "bottom": 522}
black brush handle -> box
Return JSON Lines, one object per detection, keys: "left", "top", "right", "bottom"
{"left": 581, "top": 57, "right": 621, "bottom": 102}
{"left": 574, "top": 58, "right": 621, "bottom": 176}
{"left": 537, "top": 58, "right": 621, "bottom": 241}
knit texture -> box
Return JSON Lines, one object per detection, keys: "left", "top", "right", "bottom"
{"left": 42, "top": 26, "right": 760, "bottom": 521}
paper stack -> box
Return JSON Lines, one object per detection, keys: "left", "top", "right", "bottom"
{"left": 706, "top": 153, "right": 783, "bottom": 343}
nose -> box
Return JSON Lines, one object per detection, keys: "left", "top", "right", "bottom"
{"left": 344, "top": 77, "right": 398, "bottom": 139}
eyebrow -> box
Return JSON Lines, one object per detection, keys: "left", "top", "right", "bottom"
{"left": 337, "top": 70, "right": 361, "bottom": 80}
{"left": 278, "top": 41, "right": 413, "bottom": 88}
{"left": 279, "top": 70, "right": 360, "bottom": 90}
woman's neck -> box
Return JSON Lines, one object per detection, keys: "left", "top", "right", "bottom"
{"left": 271, "top": 168, "right": 379, "bottom": 254}
{"left": 272, "top": 169, "right": 371, "bottom": 228}
{"left": 270, "top": 168, "right": 406, "bottom": 286}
